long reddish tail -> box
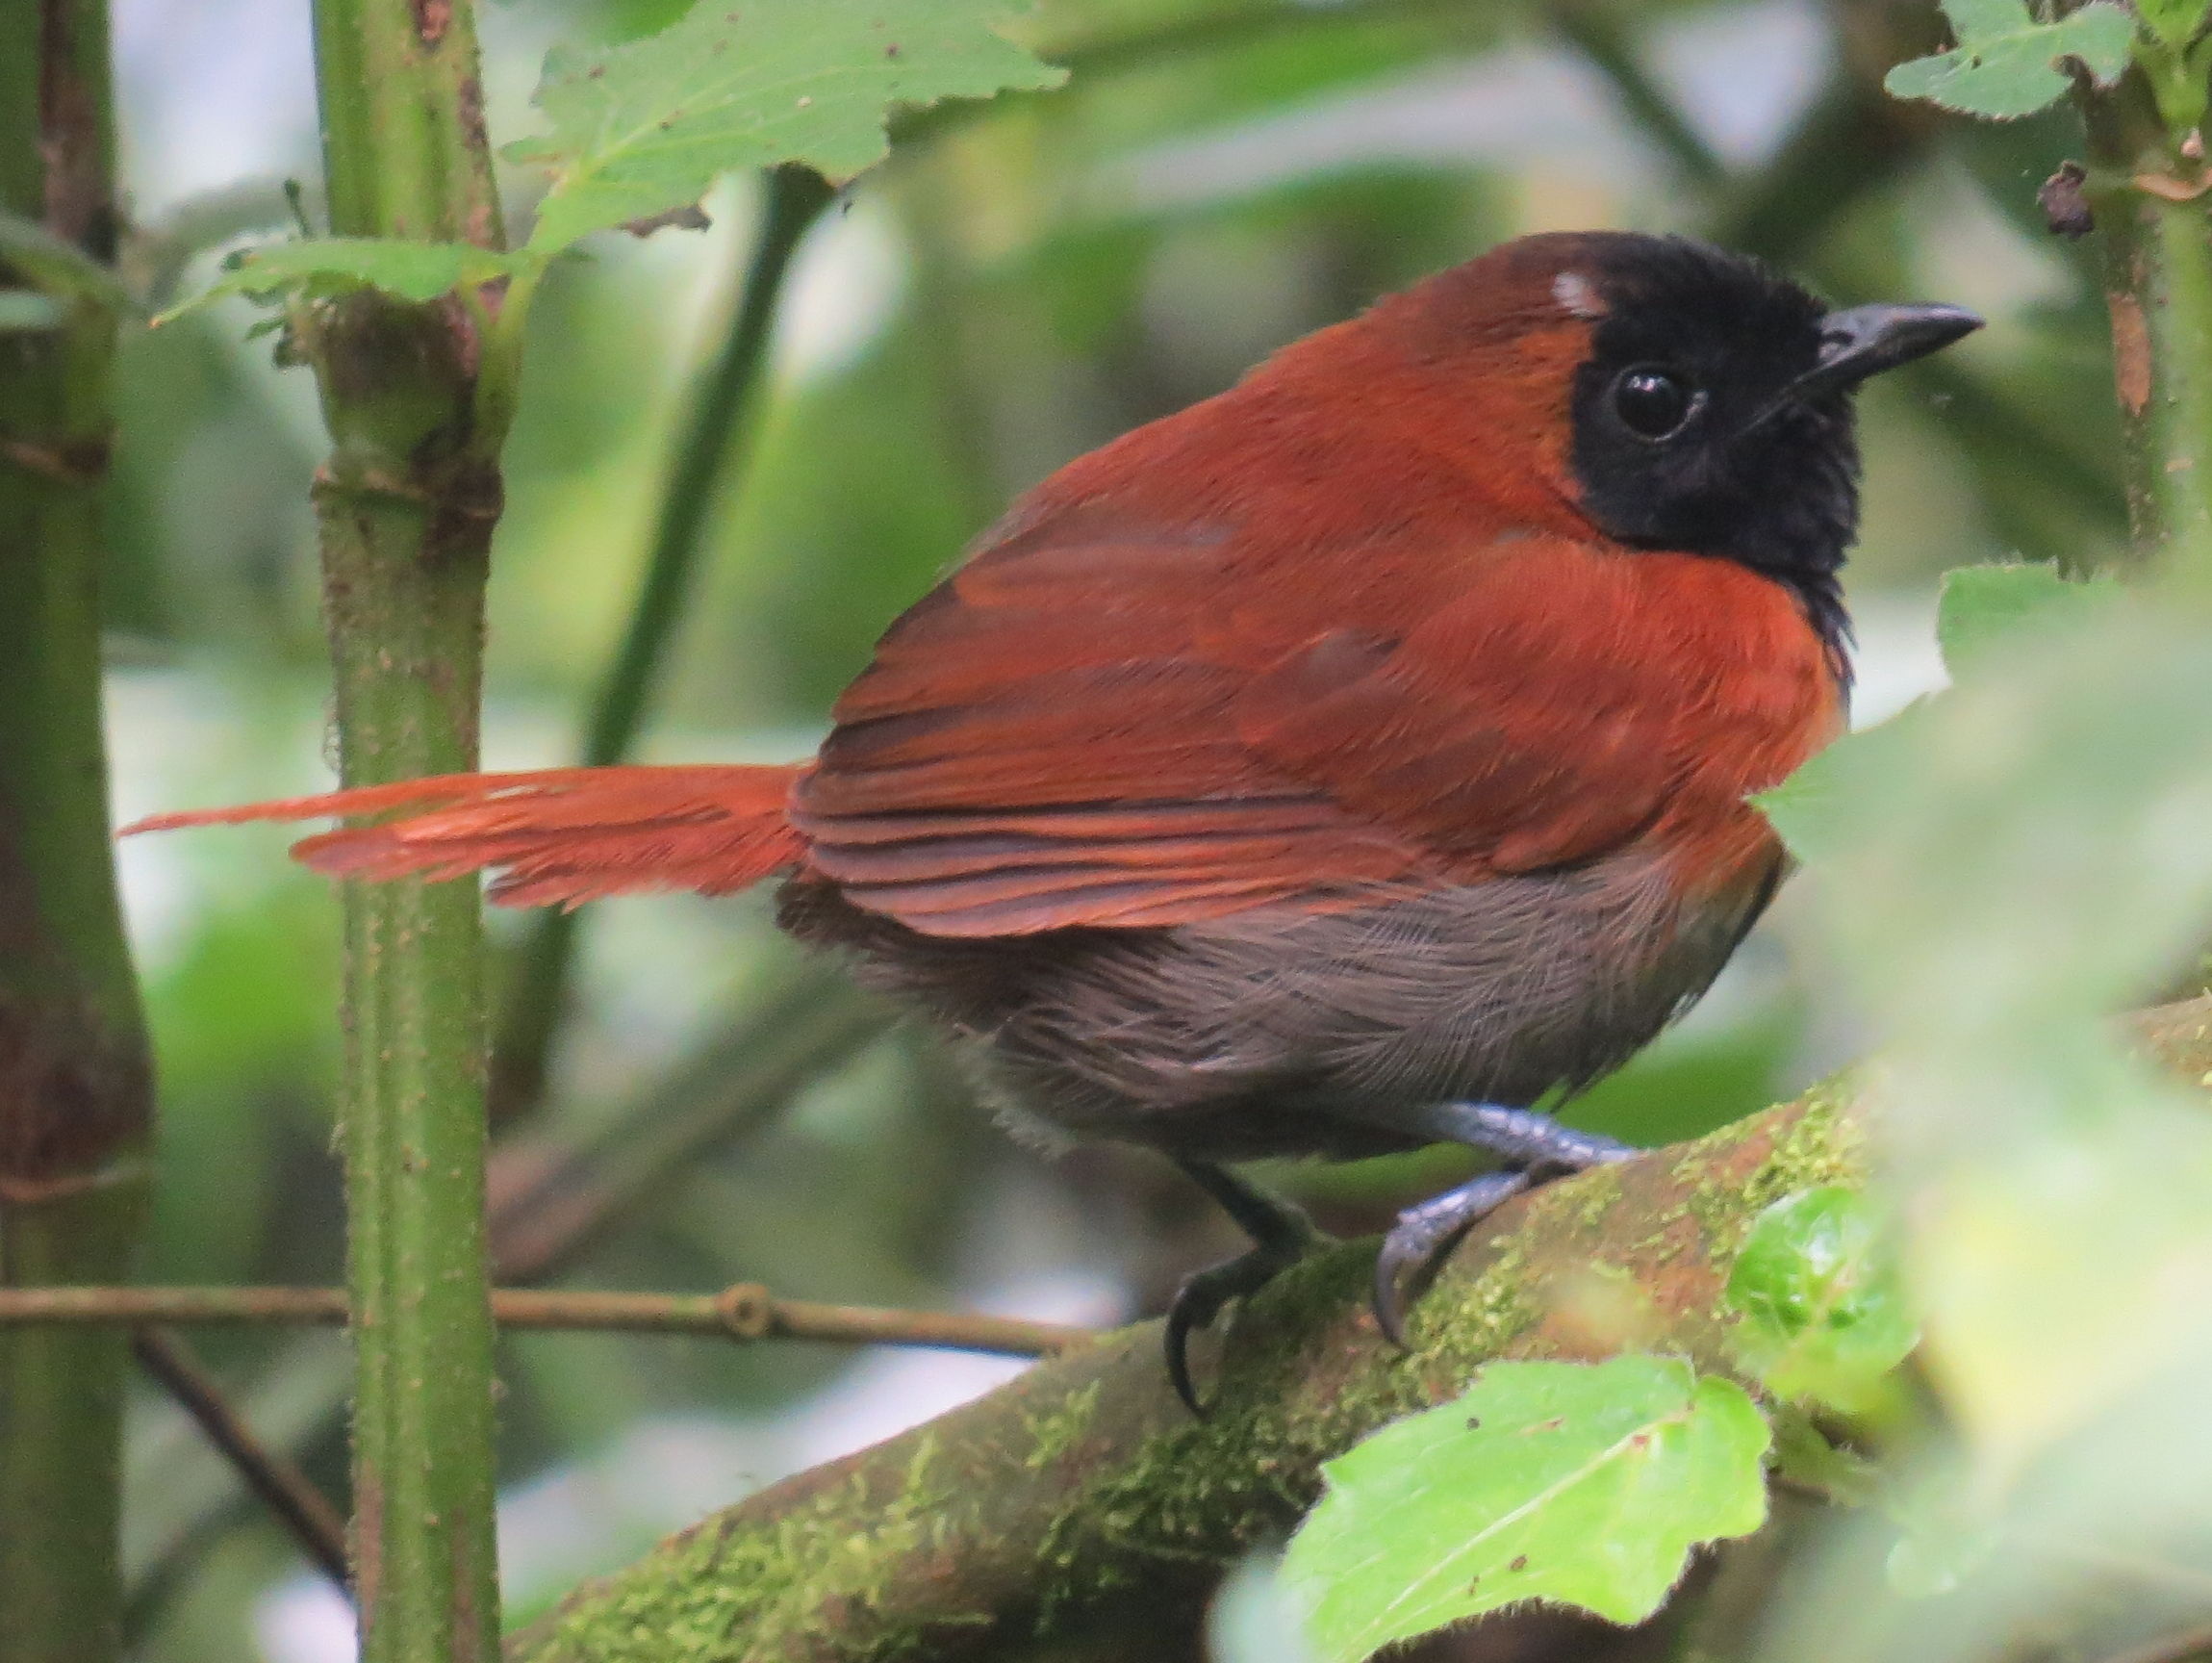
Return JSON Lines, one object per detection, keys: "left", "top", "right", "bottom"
{"left": 121, "top": 764, "right": 810, "bottom": 909}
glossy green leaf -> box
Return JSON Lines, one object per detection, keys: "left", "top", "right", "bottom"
{"left": 1935, "top": 562, "right": 2121, "bottom": 676}
{"left": 512, "top": 0, "right": 1067, "bottom": 257}
{"left": 1885, "top": 0, "right": 2135, "bottom": 119}
{"left": 1726, "top": 1188, "right": 1917, "bottom": 1413}
{"left": 152, "top": 238, "right": 516, "bottom": 323}
{"left": 1282, "top": 1358, "right": 1770, "bottom": 1660}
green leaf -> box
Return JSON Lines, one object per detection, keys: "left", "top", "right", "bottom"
{"left": 0, "top": 209, "right": 129, "bottom": 311}
{"left": 153, "top": 238, "right": 516, "bottom": 324}
{"left": 1755, "top": 698, "right": 1931, "bottom": 867}
{"left": 1767, "top": 1406, "right": 1880, "bottom": 1506}
{"left": 1726, "top": 1187, "right": 1917, "bottom": 1413}
{"left": 1936, "top": 562, "right": 2121, "bottom": 676}
{"left": 1884, "top": 0, "right": 2136, "bottom": 119}
{"left": 2136, "top": 0, "right": 2212, "bottom": 49}
{"left": 1282, "top": 1358, "right": 1770, "bottom": 1661}
{"left": 1756, "top": 562, "right": 2119, "bottom": 866}
{"left": 1779, "top": 600, "right": 2212, "bottom": 1462}
{"left": 512, "top": 0, "right": 1067, "bottom": 258}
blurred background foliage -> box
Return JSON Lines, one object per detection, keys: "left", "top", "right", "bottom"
{"left": 99, "top": 0, "right": 2122, "bottom": 1655}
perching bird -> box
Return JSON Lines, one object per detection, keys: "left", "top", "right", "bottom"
{"left": 132, "top": 231, "right": 1980, "bottom": 1410}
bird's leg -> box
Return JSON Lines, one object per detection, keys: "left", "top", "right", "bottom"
{"left": 1370, "top": 1102, "right": 1639, "bottom": 1346}
{"left": 1422, "top": 1101, "right": 1639, "bottom": 1173}
{"left": 1164, "top": 1159, "right": 1328, "bottom": 1416}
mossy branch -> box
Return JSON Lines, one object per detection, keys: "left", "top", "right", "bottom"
{"left": 507, "top": 995, "right": 2212, "bottom": 1663}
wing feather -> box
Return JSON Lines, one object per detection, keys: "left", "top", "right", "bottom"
{"left": 796, "top": 511, "right": 1836, "bottom": 936}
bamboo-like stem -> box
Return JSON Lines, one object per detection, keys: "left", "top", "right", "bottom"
{"left": 489, "top": 166, "right": 834, "bottom": 1128}
{"left": 0, "top": 3, "right": 153, "bottom": 1661}
{"left": 3, "top": 1284, "right": 1089, "bottom": 1359}
{"left": 304, "top": 0, "right": 507, "bottom": 1653}
{"left": 2082, "top": 68, "right": 2212, "bottom": 587}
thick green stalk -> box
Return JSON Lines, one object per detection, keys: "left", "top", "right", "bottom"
{"left": 488, "top": 166, "right": 831, "bottom": 1127}
{"left": 2082, "top": 69, "right": 2212, "bottom": 586}
{"left": 305, "top": 0, "right": 506, "bottom": 1654}
{"left": 0, "top": 3, "right": 153, "bottom": 1661}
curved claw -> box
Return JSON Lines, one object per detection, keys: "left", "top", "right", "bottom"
{"left": 1163, "top": 1272, "right": 1228, "bottom": 1417}
{"left": 1372, "top": 1168, "right": 1534, "bottom": 1348}
{"left": 1164, "top": 1241, "right": 1310, "bottom": 1416}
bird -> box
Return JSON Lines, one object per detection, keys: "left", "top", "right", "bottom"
{"left": 129, "top": 231, "right": 1980, "bottom": 1411}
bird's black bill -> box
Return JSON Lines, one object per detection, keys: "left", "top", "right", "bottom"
{"left": 1755, "top": 301, "right": 1984, "bottom": 423}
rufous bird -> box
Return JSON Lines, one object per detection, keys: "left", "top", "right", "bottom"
{"left": 132, "top": 232, "right": 1980, "bottom": 1410}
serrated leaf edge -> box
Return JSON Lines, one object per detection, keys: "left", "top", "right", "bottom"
{"left": 1884, "top": 0, "right": 2140, "bottom": 116}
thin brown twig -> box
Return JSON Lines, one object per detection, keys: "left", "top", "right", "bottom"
{"left": 123, "top": 982, "right": 895, "bottom": 1599}
{"left": 3, "top": 1285, "right": 1091, "bottom": 1360}
{"left": 128, "top": 1329, "right": 351, "bottom": 1592}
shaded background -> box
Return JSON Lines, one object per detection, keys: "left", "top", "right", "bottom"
{"left": 97, "top": 0, "right": 2118, "bottom": 1655}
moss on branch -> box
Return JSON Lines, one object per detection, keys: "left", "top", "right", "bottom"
{"left": 510, "top": 998, "right": 2212, "bottom": 1663}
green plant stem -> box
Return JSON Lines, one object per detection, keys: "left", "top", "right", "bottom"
{"left": 2082, "top": 70, "right": 2212, "bottom": 587}
{"left": 305, "top": 0, "right": 507, "bottom": 1655}
{"left": 314, "top": 0, "right": 502, "bottom": 248}
{"left": 0, "top": 4, "right": 153, "bottom": 1661}
{"left": 488, "top": 166, "right": 832, "bottom": 1128}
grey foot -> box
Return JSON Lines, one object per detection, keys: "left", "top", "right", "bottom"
{"left": 1372, "top": 1168, "right": 1533, "bottom": 1346}
{"left": 1165, "top": 1160, "right": 1325, "bottom": 1416}
{"left": 1424, "top": 1102, "right": 1638, "bottom": 1173}
{"left": 1370, "top": 1103, "right": 1639, "bottom": 1346}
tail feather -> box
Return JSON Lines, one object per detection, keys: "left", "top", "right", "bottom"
{"left": 122, "top": 764, "right": 810, "bottom": 909}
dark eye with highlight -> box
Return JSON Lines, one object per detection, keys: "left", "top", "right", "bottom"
{"left": 1612, "top": 366, "right": 1700, "bottom": 441}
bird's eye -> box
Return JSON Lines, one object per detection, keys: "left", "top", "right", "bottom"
{"left": 1612, "top": 366, "right": 1699, "bottom": 441}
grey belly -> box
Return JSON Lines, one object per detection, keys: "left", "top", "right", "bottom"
{"left": 777, "top": 856, "right": 1778, "bottom": 1163}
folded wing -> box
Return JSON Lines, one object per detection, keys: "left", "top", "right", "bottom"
{"left": 794, "top": 509, "right": 1783, "bottom": 937}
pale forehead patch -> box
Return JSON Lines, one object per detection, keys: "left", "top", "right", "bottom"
{"left": 1552, "top": 270, "right": 1604, "bottom": 320}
